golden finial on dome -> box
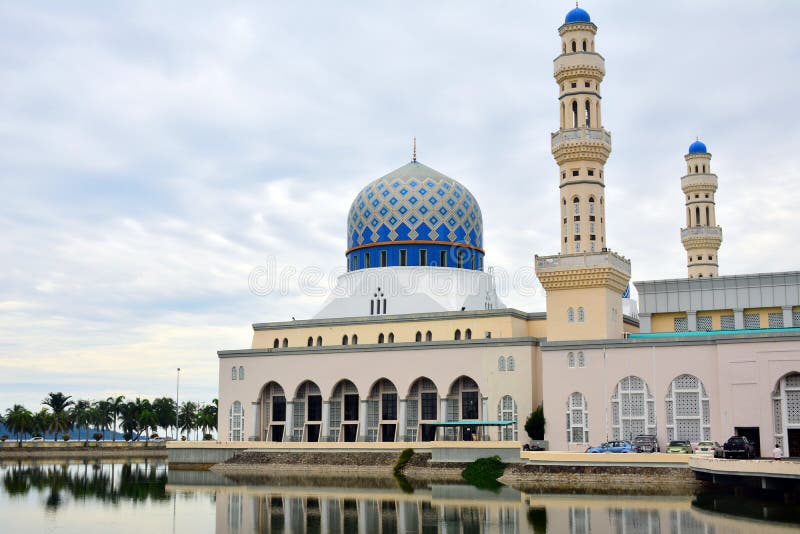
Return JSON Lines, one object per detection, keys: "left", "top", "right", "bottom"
{"left": 413, "top": 137, "right": 417, "bottom": 162}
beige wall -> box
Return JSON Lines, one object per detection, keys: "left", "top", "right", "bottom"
{"left": 546, "top": 287, "right": 623, "bottom": 341}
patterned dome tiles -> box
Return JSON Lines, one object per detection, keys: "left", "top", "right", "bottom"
{"left": 347, "top": 162, "right": 483, "bottom": 251}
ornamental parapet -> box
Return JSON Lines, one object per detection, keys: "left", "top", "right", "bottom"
{"left": 551, "top": 127, "right": 611, "bottom": 163}
{"left": 681, "top": 226, "right": 723, "bottom": 241}
{"left": 535, "top": 251, "right": 631, "bottom": 293}
{"left": 554, "top": 52, "right": 605, "bottom": 81}
{"left": 681, "top": 174, "right": 718, "bottom": 192}
{"left": 551, "top": 127, "right": 611, "bottom": 149}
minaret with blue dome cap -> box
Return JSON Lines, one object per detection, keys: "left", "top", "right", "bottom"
{"left": 535, "top": 5, "right": 632, "bottom": 342}
{"left": 681, "top": 139, "right": 722, "bottom": 278}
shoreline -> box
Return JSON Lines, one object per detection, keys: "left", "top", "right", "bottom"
{"left": 0, "top": 443, "right": 168, "bottom": 459}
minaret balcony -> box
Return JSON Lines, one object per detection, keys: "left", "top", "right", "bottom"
{"left": 551, "top": 127, "right": 611, "bottom": 163}
{"left": 681, "top": 226, "right": 723, "bottom": 241}
{"left": 535, "top": 250, "right": 631, "bottom": 293}
{"left": 681, "top": 174, "right": 718, "bottom": 193}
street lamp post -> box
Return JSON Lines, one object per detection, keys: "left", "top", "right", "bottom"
{"left": 176, "top": 368, "right": 181, "bottom": 440}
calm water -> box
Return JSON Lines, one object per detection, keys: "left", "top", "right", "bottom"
{"left": 1, "top": 460, "right": 798, "bottom": 533}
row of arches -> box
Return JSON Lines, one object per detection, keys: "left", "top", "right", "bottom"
{"left": 687, "top": 163, "right": 708, "bottom": 174}
{"left": 562, "top": 38, "right": 595, "bottom": 53}
{"left": 229, "top": 375, "right": 519, "bottom": 443}
{"left": 273, "top": 328, "right": 476, "bottom": 349}
{"left": 686, "top": 205, "right": 715, "bottom": 227}
{"left": 561, "top": 99, "right": 601, "bottom": 129}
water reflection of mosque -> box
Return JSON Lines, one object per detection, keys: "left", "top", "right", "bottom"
{"left": 175, "top": 468, "right": 800, "bottom": 534}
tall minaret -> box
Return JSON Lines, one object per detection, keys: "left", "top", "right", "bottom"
{"left": 535, "top": 6, "right": 631, "bottom": 342}
{"left": 680, "top": 140, "right": 722, "bottom": 278}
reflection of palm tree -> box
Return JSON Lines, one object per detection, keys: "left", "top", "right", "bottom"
{"left": 42, "top": 392, "right": 74, "bottom": 441}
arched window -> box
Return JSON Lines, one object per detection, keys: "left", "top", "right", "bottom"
{"left": 571, "top": 100, "right": 578, "bottom": 128}
{"left": 611, "top": 376, "right": 656, "bottom": 440}
{"left": 702, "top": 164, "right": 706, "bottom": 173}
{"left": 571, "top": 40, "right": 576, "bottom": 52}
{"left": 577, "top": 352, "right": 585, "bottom": 367}
{"left": 665, "top": 374, "right": 710, "bottom": 442}
{"left": 352, "top": 334, "right": 358, "bottom": 345}
{"left": 573, "top": 196, "right": 580, "bottom": 215}
{"left": 577, "top": 307, "right": 585, "bottom": 323}
{"left": 694, "top": 165, "right": 698, "bottom": 173}
{"left": 562, "top": 198, "right": 567, "bottom": 216}
{"left": 465, "top": 328, "right": 472, "bottom": 340}
{"left": 282, "top": 338, "right": 288, "bottom": 348}
{"left": 705, "top": 206, "right": 710, "bottom": 226}
{"left": 497, "top": 396, "right": 518, "bottom": 441}
{"left": 415, "top": 331, "right": 422, "bottom": 343}
{"left": 231, "top": 366, "right": 237, "bottom": 380}
{"left": 425, "top": 331, "right": 432, "bottom": 342}
{"left": 273, "top": 338, "right": 279, "bottom": 349}
{"left": 687, "top": 208, "right": 691, "bottom": 226}
{"left": 342, "top": 334, "right": 349, "bottom": 345}
{"left": 238, "top": 366, "right": 244, "bottom": 380}
{"left": 695, "top": 207, "right": 700, "bottom": 227}
{"left": 568, "top": 352, "right": 576, "bottom": 368}
{"left": 773, "top": 373, "right": 800, "bottom": 451}
{"left": 567, "top": 307, "right": 575, "bottom": 323}
{"left": 582, "top": 39, "right": 587, "bottom": 51}
{"left": 507, "top": 356, "right": 515, "bottom": 371}
{"left": 567, "top": 392, "right": 588, "bottom": 443}
{"left": 307, "top": 337, "right": 313, "bottom": 347}
{"left": 454, "top": 329, "right": 461, "bottom": 341}
{"left": 378, "top": 333, "right": 385, "bottom": 344}
{"left": 588, "top": 196, "right": 595, "bottom": 214}
{"left": 316, "top": 336, "right": 322, "bottom": 347}
{"left": 584, "top": 99, "right": 591, "bottom": 127}
{"left": 388, "top": 332, "right": 394, "bottom": 343}
{"left": 229, "top": 401, "right": 243, "bottom": 441}
{"left": 498, "top": 356, "right": 506, "bottom": 371}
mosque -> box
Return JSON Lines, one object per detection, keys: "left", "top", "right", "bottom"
{"left": 218, "top": 6, "right": 800, "bottom": 457}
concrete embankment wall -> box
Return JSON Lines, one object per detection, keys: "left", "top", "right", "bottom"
{"left": 0, "top": 441, "right": 167, "bottom": 459}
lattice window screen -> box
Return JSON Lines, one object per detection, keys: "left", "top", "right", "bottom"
{"left": 793, "top": 311, "right": 800, "bottom": 327}
{"left": 674, "top": 317, "right": 688, "bottom": 332}
{"left": 786, "top": 374, "right": 800, "bottom": 388}
{"left": 787, "top": 391, "right": 800, "bottom": 425}
{"left": 773, "top": 398, "right": 782, "bottom": 433}
{"left": 768, "top": 312, "right": 784, "bottom": 328}
{"left": 696, "top": 315, "right": 712, "bottom": 331}
{"left": 744, "top": 313, "right": 760, "bottom": 329}
{"left": 720, "top": 314, "right": 735, "bottom": 330}
{"left": 577, "top": 352, "right": 585, "bottom": 367}
{"left": 568, "top": 352, "right": 575, "bottom": 368}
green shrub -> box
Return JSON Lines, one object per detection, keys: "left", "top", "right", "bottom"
{"left": 92, "top": 432, "right": 103, "bottom": 441}
{"left": 461, "top": 456, "right": 505, "bottom": 491}
{"left": 62, "top": 433, "right": 71, "bottom": 441}
{"left": 394, "top": 448, "right": 414, "bottom": 475}
{"left": 203, "top": 434, "right": 213, "bottom": 441}
{"left": 525, "top": 404, "right": 546, "bottom": 441}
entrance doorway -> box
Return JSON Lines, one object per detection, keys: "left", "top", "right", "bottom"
{"left": 735, "top": 427, "right": 761, "bottom": 457}
{"left": 788, "top": 429, "right": 800, "bottom": 457}
{"left": 270, "top": 425, "right": 284, "bottom": 442}
{"left": 420, "top": 424, "right": 437, "bottom": 442}
{"left": 342, "top": 423, "right": 358, "bottom": 442}
{"left": 381, "top": 424, "right": 396, "bottom": 442}
{"left": 306, "top": 424, "right": 320, "bottom": 442}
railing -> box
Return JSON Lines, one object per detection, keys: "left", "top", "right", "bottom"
{"left": 680, "top": 226, "right": 722, "bottom": 240}
{"left": 551, "top": 127, "right": 611, "bottom": 149}
{"left": 535, "top": 251, "right": 631, "bottom": 275}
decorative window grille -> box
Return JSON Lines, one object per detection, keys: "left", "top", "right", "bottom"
{"left": 497, "top": 395, "right": 518, "bottom": 441}
{"left": 793, "top": 310, "right": 800, "bottom": 327}
{"left": 229, "top": 401, "right": 243, "bottom": 441}
{"left": 569, "top": 508, "right": 591, "bottom": 534}
{"left": 674, "top": 317, "right": 688, "bottom": 332}
{"left": 507, "top": 356, "right": 515, "bottom": 371}
{"left": 498, "top": 356, "right": 506, "bottom": 371}
{"left": 231, "top": 366, "right": 237, "bottom": 381}
{"left": 568, "top": 308, "right": 575, "bottom": 323}
{"left": 611, "top": 376, "right": 655, "bottom": 440}
{"left": 577, "top": 307, "right": 585, "bottom": 323}
{"left": 696, "top": 315, "right": 712, "bottom": 331}
{"left": 720, "top": 314, "right": 735, "bottom": 330}
{"left": 293, "top": 399, "right": 305, "bottom": 441}
{"left": 568, "top": 352, "right": 576, "bottom": 368}
{"left": 238, "top": 366, "right": 245, "bottom": 380}
{"left": 406, "top": 399, "right": 419, "bottom": 441}
{"left": 577, "top": 351, "right": 585, "bottom": 367}
{"left": 575, "top": 242, "right": 580, "bottom": 252}
{"left": 573, "top": 202, "right": 580, "bottom": 215}
{"left": 590, "top": 242, "right": 596, "bottom": 252}
{"left": 774, "top": 373, "right": 800, "bottom": 449}
{"left": 574, "top": 222, "right": 580, "bottom": 234}
{"left": 444, "top": 398, "right": 459, "bottom": 440}
{"left": 566, "top": 392, "right": 588, "bottom": 443}
{"left": 744, "top": 313, "right": 760, "bottom": 329}
{"left": 329, "top": 400, "right": 341, "bottom": 442}
{"left": 768, "top": 312, "right": 784, "bottom": 328}
{"left": 665, "top": 374, "right": 710, "bottom": 442}
{"left": 366, "top": 400, "right": 379, "bottom": 442}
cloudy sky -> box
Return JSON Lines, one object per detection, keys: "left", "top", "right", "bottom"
{"left": 2, "top": 1, "right": 799, "bottom": 411}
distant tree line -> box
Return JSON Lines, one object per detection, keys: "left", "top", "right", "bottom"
{"left": 1, "top": 392, "right": 217, "bottom": 443}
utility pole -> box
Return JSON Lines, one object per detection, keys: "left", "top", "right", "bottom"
{"left": 176, "top": 368, "right": 181, "bottom": 440}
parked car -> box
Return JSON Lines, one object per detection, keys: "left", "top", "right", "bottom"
{"left": 723, "top": 436, "right": 755, "bottom": 459}
{"left": 666, "top": 440, "right": 693, "bottom": 454}
{"left": 694, "top": 441, "right": 723, "bottom": 456}
{"left": 29, "top": 436, "right": 44, "bottom": 442}
{"left": 633, "top": 434, "right": 660, "bottom": 453}
{"left": 586, "top": 440, "right": 638, "bottom": 453}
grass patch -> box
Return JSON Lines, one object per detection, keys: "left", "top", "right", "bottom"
{"left": 393, "top": 448, "right": 414, "bottom": 476}
{"left": 461, "top": 455, "right": 505, "bottom": 491}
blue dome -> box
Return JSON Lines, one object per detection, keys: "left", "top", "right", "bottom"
{"left": 346, "top": 161, "right": 484, "bottom": 271}
{"left": 688, "top": 140, "right": 708, "bottom": 154}
{"left": 565, "top": 7, "right": 591, "bottom": 24}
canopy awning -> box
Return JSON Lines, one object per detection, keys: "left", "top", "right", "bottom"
{"left": 427, "top": 420, "right": 514, "bottom": 427}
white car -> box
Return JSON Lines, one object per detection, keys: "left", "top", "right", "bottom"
{"left": 30, "top": 436, "right": 44, "bottom": 442}
{"left": 694, "top": 440, "right": 722, "bottom": 456}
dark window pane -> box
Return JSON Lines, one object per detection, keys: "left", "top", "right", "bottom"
{"left": 382, "top": 393, "right": 397, "bottom": 420}
{"left": 344, "top": 394, "right": 359, "bottom": 421}
{"left": 462, "top": 391, "right": 479, "bottom": 419}
{"left": 273, "top": 396, "right": 286, "bottom": 422}
{"left": 421, "top": 393, "right": 437, "bottom": 420}
{"left": 307, "top": 395, "right": 322, "bottom": 421}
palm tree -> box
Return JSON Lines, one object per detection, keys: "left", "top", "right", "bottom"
{"left": 197, "top": 400, "right": 218, "bottom": 439}
{"left": 152, "top": 397, "right": 177, "bottom": 439}
{"left": 4, "top": 405, "right": 33, "bottom": 444}
{"left": 92, "top": 400, "right": 113, "bottom": 439}
{"left": 42, "top": 392, "right": 74, "bottom": 441}
{"left": 119, "top": 401, "right": 139, "bottom": 441}
{"left": 33, "top": 408, "right": 51, "bottom": 438}
{"left": 138, "top": 409, "right": 158, "bottom": 444}
{"left": 70, "top": 400, "right": 92, "bottom": 441}
{"left": 178, "top": 401, "right": 197, "bottom": 440}
{"left": 107, "top": 395, "right": 125, "bottom": 441}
